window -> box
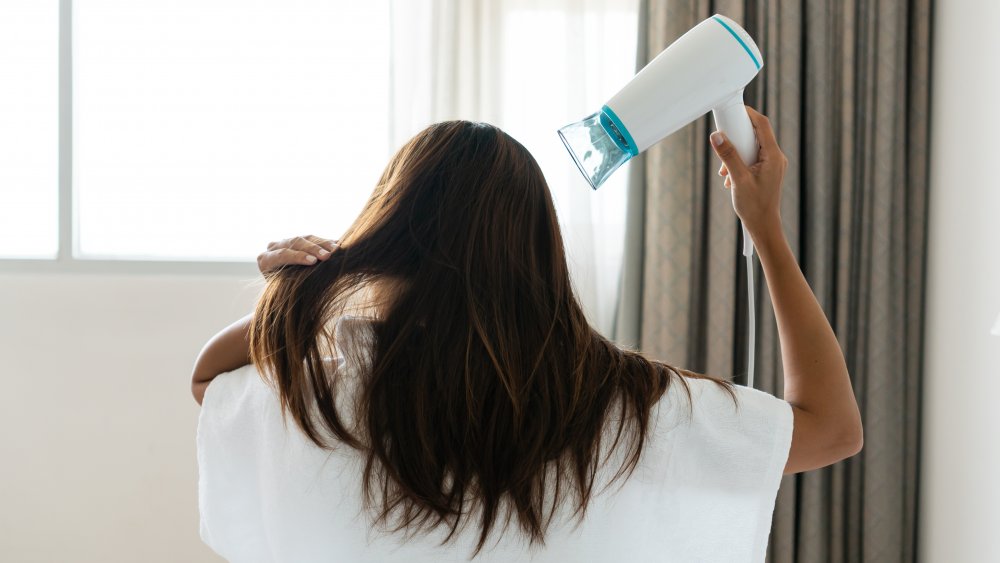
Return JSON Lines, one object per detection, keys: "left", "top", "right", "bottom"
{"left": 0, "top": 1, "right": 58, "bottom": 258}
{"left": 74, "top": 0, "right": 389, "bottom": 261}
{"left": 2, "top": 0, "right": 636, "bottom": 299}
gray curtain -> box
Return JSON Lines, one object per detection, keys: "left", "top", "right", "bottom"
{"left": 615, "top": 1, "right": 932, "bottom": 561}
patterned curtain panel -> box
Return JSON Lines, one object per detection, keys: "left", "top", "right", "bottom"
{"left": 620, "top": 1, "right": 932, "bottom": 561}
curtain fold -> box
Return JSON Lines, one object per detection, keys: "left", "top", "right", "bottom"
{"left": 625, "top": 1, "right": 932, "bottom": 561}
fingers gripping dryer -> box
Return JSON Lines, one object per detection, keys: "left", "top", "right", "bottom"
{"left": 558, "top": 14, "right": 765, "bottom": 387}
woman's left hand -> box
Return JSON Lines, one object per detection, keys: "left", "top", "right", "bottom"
{"left": 257, "top": 235, "right": 338, "bottom": 275}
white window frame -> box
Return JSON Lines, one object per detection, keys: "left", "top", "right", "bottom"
{"left": 0, "top": 0, "right": 277, "bottom": 276}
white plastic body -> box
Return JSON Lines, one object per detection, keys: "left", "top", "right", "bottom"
{"left": 604, "top": 14, "right": 763, "bottom": 154}
{"left": 603, "top": 14, "right": 763, "bottom": 257}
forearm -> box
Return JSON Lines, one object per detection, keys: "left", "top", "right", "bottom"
{"left": 191, "top": 313, "right": 254, "bottom": 384}
{"left": 753, "top": 222, "right": 862, "bottom": 439}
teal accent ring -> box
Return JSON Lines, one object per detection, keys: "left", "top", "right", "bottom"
{"left": 600, "top": 105, "right": 639, "bottom": 157}
{"left": 712, "top": 16, "right": 761, "bottom": 70}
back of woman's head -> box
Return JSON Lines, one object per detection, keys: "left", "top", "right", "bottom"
{"left": 249, "top": 120, "right": 733, "bottom": 555}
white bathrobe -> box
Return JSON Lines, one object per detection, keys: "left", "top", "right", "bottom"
{"left": 197, "top": 316, "right": 793, "bottom": 562}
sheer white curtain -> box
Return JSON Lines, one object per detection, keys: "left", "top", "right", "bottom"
{"left": 388, "top": 0, "right": 639, "bottom": 335}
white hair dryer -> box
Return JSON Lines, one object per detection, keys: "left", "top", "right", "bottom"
{"left": 558, "top": 13, "right": 763, "bottom": 255}
{"left": 558, "top": 14, "right": 764, "bottom": 386}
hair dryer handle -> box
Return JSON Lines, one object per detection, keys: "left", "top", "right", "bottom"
{"left": 711, "top": 92, "right": 759, "bottom": 257}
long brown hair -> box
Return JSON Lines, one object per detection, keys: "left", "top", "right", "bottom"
{"left": 249, "top": 120, "right": 736, "bottom": 555}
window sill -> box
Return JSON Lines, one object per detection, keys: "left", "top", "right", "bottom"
{"left": 0, "top": 257, "right": 260, "bottom": 277}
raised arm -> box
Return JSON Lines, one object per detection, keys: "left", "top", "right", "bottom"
{"left": 711, "top": 107, "right": 863, "bottom": 474}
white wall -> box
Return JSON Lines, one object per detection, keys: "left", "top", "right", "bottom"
{"left": 920, "top": 0, "right": 1000, "bottom": 560}
{"left": 0, "top": 272, "right": 261, "bottom": 562}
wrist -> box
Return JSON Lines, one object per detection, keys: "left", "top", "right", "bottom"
{"left": 748, "top": 216, "right": 786, "bottom": 255}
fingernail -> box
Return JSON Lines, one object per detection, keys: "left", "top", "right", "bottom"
{"left": 306, "top": 255, "right": 317, "bottom": 263}
{"left": 711, "top": 131, "right": 725, "bottom": 146}
{"left": 319, "top": 249, "right": 329, "bottom": 256}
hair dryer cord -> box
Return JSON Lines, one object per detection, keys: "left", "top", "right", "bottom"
{"left": 745, "top": 250, "right": 756, "bottom": 389}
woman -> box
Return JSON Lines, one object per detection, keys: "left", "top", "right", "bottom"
{"left": 192, "top": 108, "right": 862, "bottom": 562}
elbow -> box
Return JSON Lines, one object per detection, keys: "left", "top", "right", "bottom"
{"left": 191, "top": 364, "right": 214, "bottom": 386}
{"left": 190, "top": 344, "right": 222, "bottom": 386}
{"left": 837, "top": 420, "right": 864, "bottom": 460}
{"left": 835, "top": 395, "right": 864, "bottom": 460}
{"left": 191, "top": 360, "right": 216, "bottom": 407}
{"left": 191, "top": 380, "right": 207, "bottom": 406}
{"left": 850, "top": 424, "right": 864, "bottom": 456}
{"left": 191, "top": 365, "right": 219, "bottom": 407}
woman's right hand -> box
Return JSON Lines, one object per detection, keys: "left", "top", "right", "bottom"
{"left": 710, "top": 106, "right": 788, "bottom": 239}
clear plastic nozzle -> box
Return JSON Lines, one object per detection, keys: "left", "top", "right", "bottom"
{"left": 557, "top": 109, "right": 635, "bottom": 190}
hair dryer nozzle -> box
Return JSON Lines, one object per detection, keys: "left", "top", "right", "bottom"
{"left": 557, "top": 108, "right": 636, "bottom": 190}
